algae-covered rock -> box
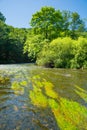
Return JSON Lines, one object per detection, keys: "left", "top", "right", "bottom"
{"left": 0, "top": 76, "right": 10, "bottom": 85}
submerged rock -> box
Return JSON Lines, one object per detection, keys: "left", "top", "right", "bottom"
{"left": 0, "top": 76, "right": 10, "bottom": 85}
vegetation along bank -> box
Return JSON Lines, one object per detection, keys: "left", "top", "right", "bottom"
{"left": 0, "top": 6, "right": 87, "bottom": 68}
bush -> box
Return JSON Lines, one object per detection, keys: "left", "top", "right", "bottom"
{"left": 37, "top": 37, "right": 75, "bottom": 68}
{"left": 37, "top": 37, "right": 87, "bottom": 69}
{"left": 71, "top": 37, "right": 87, "bottom": 68}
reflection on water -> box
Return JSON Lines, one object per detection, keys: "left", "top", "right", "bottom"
{"left": 0, "top": 64, "right": 87, "bottom": 130}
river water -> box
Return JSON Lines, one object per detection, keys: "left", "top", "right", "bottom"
{"left": 0, "top": 64, "right": 87, "bottom": 130}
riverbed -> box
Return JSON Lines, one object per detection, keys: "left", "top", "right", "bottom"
{"left": 0, "top": 64, "right": 87, "bottom": 130}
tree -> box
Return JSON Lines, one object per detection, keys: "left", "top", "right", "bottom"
{"left": 61, "top": 10, "right": 71, "bottom": 37}
{"left": 30, "top": 6, "right": 63, "bottom": 40}
{"left": 0, "top": 21, "right": 9, "bottom": 63}
{"left": 71, "top": 37, "right": 87, "bottom": 68}
{"left": 37, "top": 37, "right": 75, "bottom": 68}
{"left": 0, "top": 21, "right": 29, "bottom": 63}
{"left": 24, "top": 34, "right": 45, "bottom": 61}
{"left": 0, "top": 11, "right": 6, "bottom": 22}
{"left": 6, "top": 26, "right": 29, "bottom": 63}
{"left": 70, "top": 12, "right": 86, "bottom": 39}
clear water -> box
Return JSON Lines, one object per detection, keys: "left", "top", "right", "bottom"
{"left": 0, "top": 64, "right": 87, "bottom": 130}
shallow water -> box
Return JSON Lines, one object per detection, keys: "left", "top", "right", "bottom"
{"left": 0, "top": 64, "right": 87, "bottom": 130}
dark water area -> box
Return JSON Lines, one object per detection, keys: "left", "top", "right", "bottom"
{"left": 0, "top": 64, "right": 87, "bottom": 130}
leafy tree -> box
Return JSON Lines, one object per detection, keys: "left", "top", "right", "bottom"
{"left": 37, "top": 37, "right": 75, "bottom": 68}
{"left": 30, "top": 6, "right": 63, "bottom": 40}
{"left": 0, "top": 8, "right": 87, "bottom": 67}
{"left": 0, "top": 22, "right": 29, "bottom": 63}
{"left": 30, "top": 7, "right": 86, "bottom": 40}
{"left": 0, "top": 21, "right": 9, "bottom": 63}
{"left": 0, "top": 11, "right": 6, "bottom": 22}
{"left": 37, "top": 37, "right": 87, "bottom": 69}
{"left": 24, "top": 34, "right": 46, "bottom": 61}
{"left": 6, "top": 26, "right": 29, "bottom": 63}
{"left": 71, "top": 37, "right": 87, "bottom": 68}
{"left": 70, "top": 12, "right": 86, "bottom": 39}
{"left": 60, "top": 11, "right": 86, "bottom": 38}
{"left": 60, "top": 10, "right": 71, "bottom": 37}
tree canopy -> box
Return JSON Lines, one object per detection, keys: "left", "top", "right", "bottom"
{"left": 0, "top": 11, "right": 30, "bottom": 63}
{"left": 30, "top": 6, "right": 63, "bottom": 40}
{"left": 0, "top": 7, "right": 87, "bottom": 68}
{"left": 0, "top": 11, "right": 6, "bottom": 22}
{"left": 30, "top": 7, "right": 86, "bottom": 40}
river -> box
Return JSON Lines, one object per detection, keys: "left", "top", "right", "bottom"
{"left": 0, "top": 64, "right": 87, "bottom": 130}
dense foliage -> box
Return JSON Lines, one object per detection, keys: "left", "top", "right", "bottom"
{"left": 30, "top": 7, "right": 86, "bottom": 39}
{"left": 0, "top": 11, "right": 30, "bottom": 63}
{"left": 37, "top": 37, "right": 87, "bottom": 68}
{"left": 0, "top": 6, "right": 87, "bottom": 68}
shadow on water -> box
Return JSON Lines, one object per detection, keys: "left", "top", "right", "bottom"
{"left": 0, "top": 64, "right": 87, "bottom": 130}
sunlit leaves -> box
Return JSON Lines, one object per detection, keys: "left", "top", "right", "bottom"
{"left": 71, "top": 37, "right": 87, "bottom": 68}
{"left": 37, "top": 37, "right": 75, "bottom": 68}
{"left": 24, "top": 34, "right": 46, "bottom": 60}
{"left": 30, "top": 6, "right": 62, "bottom": 39}
{"left": 37, "top": 37, "right": 87, "bottom": 69}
